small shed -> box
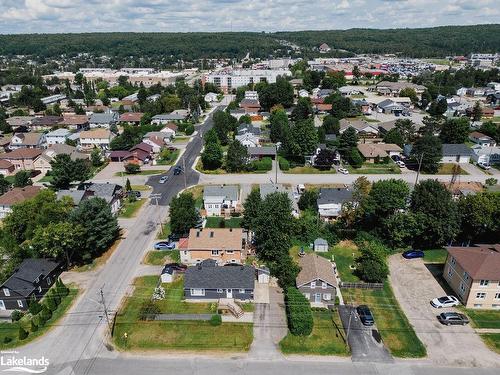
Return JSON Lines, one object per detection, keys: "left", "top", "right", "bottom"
{"left": 160, "top": 265, "right": 175, "bottom": 283}
{"left": 256, "top": 267, "right": 270, "bottom": 284}
{"left": 314, "top": 238, "right": 329, "bottom": 252}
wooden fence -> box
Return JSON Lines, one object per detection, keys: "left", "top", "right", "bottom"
{"left": 340, "top": 282, "right": 384, "bottom": 289}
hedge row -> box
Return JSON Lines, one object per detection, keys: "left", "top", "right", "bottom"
{"left": 285, "top": 287, "right": 313, "bottom": 336}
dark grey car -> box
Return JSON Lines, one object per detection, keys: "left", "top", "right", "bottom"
{"left": 437, "top": 312, "right": 469, "bottom": 326}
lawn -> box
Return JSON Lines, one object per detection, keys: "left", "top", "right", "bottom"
{"left": 131, "top": 185, "right": 152, "bottom": 191}
{"left": 434, "top": 163, "right": 469, "bottom": 175}
{"left": 185, "top": 185, "right": 204, "bottom": 209}
{"left": 156, "top": 149, "right": 180, "bottom": 165}
{"left": 422, "top": 248, "right": 447, "bottom": 264}
{"left": 113, "top": 276, "right": 253, "bottom": 352}
{"left": 73, "top": 235, "right": 122, "bottom": 272}
{"left": 114, "top": 169, "right": 165, "bottom": 176}
{"left": 480, "top": 334, "right": 500, "bottom": 354}
{"left": 143, "top": 250, "right": 180, "bottom": 265}
{"left": 156, "top": 222, "right": 171, "bottom": 239}
{"left": 38, "top": 174, "right": 54, "bottom": 183}
{"left": 0, "top": 286, "right": 79, "bottom": 349}
{"left": 347, "top": 163, "right": 401, "bottom": 174}
{"left": 463, "top": 309, "right": 500, "bottom": 329}
{"left": 205, "top": 216, "right": 243, "bottom": 228}
{"left": 172, "top": 137, "right": 190, "bottom": 144}
{"left": 289, "top": 245, "right": 313, "bottom": 264}
{"left": 284, "top": 166, "right": 336, "bottom": 174}
{"left": 119, "top": 199, "right": 146, "bottom": 218}
{"left": 342, "top": 281, "right": 426, "bottom": 358}
{"left": 279, "top": 310, "right": 349, "bottom": 356}
{"left": 318, "top": 241, "right": 361, "bottom": 283}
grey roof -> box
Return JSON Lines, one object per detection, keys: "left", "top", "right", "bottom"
{"left": 442, "top": 144, "right": 471, "bottom": 156}
{"left": 377, "top": 99, "right": 397, "bottom": 108}
{"left": 46, "top": 128, "right": 71, "bottom": 137}
{"left": 184, "top": 260, "right": 255, "bottom": 290}
{"left": 230, "top": 109, "right": 246, "bottom": 115}
{"left": 152, "top": 113, "right": 186, "bottom": 121}
{"left": 325, "top": 134, "right": 337, "bottom": 141}
{"left": 248, "top": 146, "right": 276, "bottom": 156}
{"left": 314, "top": 238, "right": 328, "bottom": 246}
{"left": 237, "top": 123, "right": 261, "bottom": 136}
{"left": 86, "top": 183, "right": 122, "bottom": 203}
{"left": 1, "top": 259, "right": 60, "bottom": 297}
{"left": 259, "top": 183, "right": 287, "bottom": 199}
{"left": 89, "top": 112, "right": 118, "bottom": 124}
{"left": 203, "top": 185, "right": 239, "bottom": 201}
{"left": 57, "top": 190, "right": 87, "bottom": 205}
{"left": 317, "top": 187, "right": 353, "bottom": 205}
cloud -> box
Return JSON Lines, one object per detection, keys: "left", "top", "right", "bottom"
{"left": 0, "top": 0, "right": 497, "bottom": 34}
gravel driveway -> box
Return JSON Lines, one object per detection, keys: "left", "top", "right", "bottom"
{"left": 389, "top": 255, "right": 500, "bottom": 368}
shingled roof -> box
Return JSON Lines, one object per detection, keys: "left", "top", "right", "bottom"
{"left": 446, "top": 244, "right": 500, "bottom": 280}
{"left": 184, "top": 260, "right": 254, "bottom": 290}
{"left": 296, "top": 253, "right": 337, "bottom": 288}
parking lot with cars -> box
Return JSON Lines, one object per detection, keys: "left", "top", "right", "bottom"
{"left": 389, "top": 254, "right": 498, "bottom": 367}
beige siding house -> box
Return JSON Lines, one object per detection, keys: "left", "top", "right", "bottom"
{"left": 443, "top": 244, "right": 500, "bottom": 309}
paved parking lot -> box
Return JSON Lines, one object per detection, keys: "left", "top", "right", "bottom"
{"left": 389, "top": 255, "right": 500, "bottom": 367}
{"left": 338, "top": 305, "right": 393, "bottom": 363}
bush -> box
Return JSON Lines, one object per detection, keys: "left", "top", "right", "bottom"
{"left": 278, "top": 156, "right": 290, "bottom": 171}
{"left": 30, "top": 320, "right": 38, "bottom": 332}
{"left": 3, "top": 336, "right": 12, "bottom": 344}
{"left": 138, "top": 300, "right": 160, "bottom": 321}
{"left": 209, "top": 314, "right": 222, "bottom": 326}
{"left": 124, "top": 163, "right": 141, "bottom": 174}
{"left": 285, "top": 287, "right": 313, "bottom": 336}
{"left": 18, "top": 326, "right": 29, "bottom": 340}
{"left": 28, "top": 295, "right": 42, "bottom": 315}
{"left": 41, "top": 305, "right": 52, "bottom": 321}
{"left": 56, "top": 279, "right": 69, "bottom": 297}
{"left": 356, "top": 239, "right": 390, "bottom": 283}
{"left": 37, "top": 312, "right": 47, "bottom": 327}
{"left": 50, "top": 289, "right": 61, "bottom": 305}
{"left": 45, "top": 295, "right": 58, "bottom": 312}
{"left": 252, "top": 157, "right": 273, "bottom": 171}
{"left": 185, "top": 123, "right": 195, "bottom": 135}
{"left": 11, "top": 310, "right": 24, "bottom": 322}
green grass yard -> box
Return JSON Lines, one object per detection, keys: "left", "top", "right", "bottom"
{"left": 119, "top": 199, "right": 146, "bottom": 218}
{"left": 347, "top": 163, "right": 401, "bottom": 174}
{"left": 342, "top": 282, "right": 426, "bottom": 358}
{"left": 463, "top": 309, "right": 500, "bottom": 329}
{"left": 156, "top": 149, "right": 180, "bottom": 165}
{"left": 434, "top": 163, "right": 469, "bottom": 175}
{"left": 114, "top": 169, "right": 165, "bottom": 176}
{"left": 279, "top": 310, "right": 349, "bottom": 356}
{"left": 480, "top": 334, "right": 500, "bottom": 354}
{"left": 205, "top": 217, "right": 243, "bottom": 228}
{"left": 423, "top": 248, "right": 448, "bottom": 264}
{"left": 113, "top": 276, "right": 252, "bottom": 352}
{"left": 284, "top": 166, "right": 336, "bottom": 174}
{"left": 143, "top": 250, "right": 180, "bottom": 265}
{"left": 0, "top": 286, "right": 79, "bottom": 349}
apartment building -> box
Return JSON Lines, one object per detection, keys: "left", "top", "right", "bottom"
{"left": 204, "top": 69, "right": 291, "bottom": 94}
{"left": 79, "top": 129, "right": 114, "bottom": 151}
{"left": 444, "top": 244, "right": 500, "bottom": 309}
{"left": 179, "top": 228, "right": 247, "bottom": 265}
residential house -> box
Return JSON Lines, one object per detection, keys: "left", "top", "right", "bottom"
{"left": 5, "top": 116, "right": 35, "bottom": 128}
{"left": 0, "top": 136, "right": 12, "bottom": 152}
{"left": 229, "top": 109, "right": 247, "bottom": 120}
{"left": 339, "top": 86, "right": 363, "bottom": 96}
{"left": 9, "top": 133, "right": 46, "bottom": 150}
{"left": 180, "top": 228, "right": 247, "bottom": 265}
{"left": 0, "top": 186, "right": 41, "bottom": 219}
{"left": 377, "top": 99, "right": 405, "bottom": 115}
{"left": 79, "top": 129, "right": 114, "bottom": 151}
{"left": 119, "top": 112, "right": 143, "bottom": 125}
{"left": 482, "top": 107, "right": 495, "bottom": 119}
{"left": 298, "top": 89, "right": 309, "bottom": 98}
{"left": 204, "top": 92, "right": 219, "bottom": 103}
{"left": 315, "top": 103, "right": 332, "bottom": 113}
{"left": 60, "top": 114, "right": 89, "bottom": 131}
{"left": 309, "top": 144, "right": 340, "bottom": 166}
{"left": 161, "top": 123, "right": 178, "bottom": 136}
{"left": 0, "top": 160, "right": 15, "bottom": 176}
{"left": 239, "top": 99, "right": 261, "bottom": 114}
{"left": 469, "top": 131, "right": 496, "bottom": 148}
{"left": 0, "top": 148, "right": 42, "bottom": 171}
{"left": 41, "top": 94, "right": 66, "bottom": 106}
{"left": 357, "top": 143, "right": 402, "bottom": 163}
{"left": 0, "top": 259, "right": 62, "bottom": 311}
{"left": 318, "top": 43, "right": 331, "bottom": 53}
{"left": 34, "top": 144, "right": 88, "bottom": 174}
{"left": 375, "top": 81, "right": 425, "bottom": 96}
{"left": 352, "top": 99, "right": 372, "bottom": 115}
{"left": 203, "top": 185, "right": 239, "bottom": 216}
{"left": 56, "top": 189, "right": 93, "bottom": 206}
{"left": 141, "top": 132, "right": 170, "bottom": 153}
{"left": 441, "top": 144, "right": 471, "bottom": 163}
{"left": 471, "top": 145, "right": 500, "bottom": 165}
{"left": 317, "top": 187, "right": 353, "bottom": 220}
{"left": 45, "top": 128, "right": 71, "bottom": 146}
{"left": 83, "top": 183, "right": 123, "bottom": 214}
{"left": 296, "top": 253, "right": 337, "bottom": 305}
{"left": 151, "top": 112, "right": 187, "bottom": 125}
{"left": 313, "top": 238, "right": 329, "bottom": 252}
{"left": 235, "top": 123, "right": 261, "bottom": 148}
{"left": 339, "top": 119, "right": 379, "bottom": 138}
{"left": 183, "top": 259, "right": 254, "bottom": 301}
{"left": 30, "top": 116, "right": 63, "bottom": 131}
{"left": 443, "top": 244, "right": 500, "bottom": 309}
{"left": 247, "top": 146, "right": 276, "bottom": 160}
{"left": 89, "top": 112, "right": 119, "bottom": 129}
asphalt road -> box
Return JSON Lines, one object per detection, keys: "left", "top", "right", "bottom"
{"left": 147, "top": 106, "right": 222, "bottom": 205}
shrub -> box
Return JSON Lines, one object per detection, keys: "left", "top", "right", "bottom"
{"left": 209, "top": 314, "right": 222, "bottom": 326}
{"left": 11, "top": 310, "right": 24, "bottom": 322}
{"left": 252, "top": 157, "right": 273, "bottom": 171}
{"left": 41, "top": 305, "right": 52, "bottom": 321}
{"left": 56, "top": 279, "right": 69, "bottom": 297}
{"left": 28, "top": 295, "right": 42, "bottom": 315}
{"left": 45, "top": 295, "right": 57, "bottom": 312}
{"left": 30, "top": 320, "right": 38, "bottom": 332}
{"left": 285, "top": 287, "right": 313, "bottom": 336}
{"left": 50, "top": 289, "right": 61, "bottom": 306}
{"left": 18, "top": 327, "right": 29, "bottom": 340}
{"left": 185, "top": 123, "right": 195, "bottom": 135}
{"left": 37, "top": 312, "right": 47, "bottom": 327}
{"left": 3, "top": 336, "right": 12, "bottom": 344}
{"left": 138, "top": 300, "right": 160, "bottom": 321}
{"left": 124, "top": 163, "right": 141, "bottom": 174}
{"left": 278, "top": 156, "right": 290, "bottom": 171}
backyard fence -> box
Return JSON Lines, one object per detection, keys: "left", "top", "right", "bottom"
{"left": 340, "top": 282, "right": 384, "bottom": 289}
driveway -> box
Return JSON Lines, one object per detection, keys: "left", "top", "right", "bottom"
{"left": 249, "top": 287, "right": 286, "bottom": 360}
{"left": 389, "top": 255, "right": 500, "bottom": 367}
{"left": 338, "top": 305, "right": 393, "bottom": 363}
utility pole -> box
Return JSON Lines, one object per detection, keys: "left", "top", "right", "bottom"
{"left": 150, "top": 193, "right": 163, "bottom": 235}
{"left": 275, "top": 146, "right": 278, "bottom": 184}
{"left": 414, "top": 152, "right": 424, "bottom": 186}
{"left": 182, "top": 157, "right": 187, "bottom": 189}
{"left": 100, "top": 287, "right": 112, "bottom": 336}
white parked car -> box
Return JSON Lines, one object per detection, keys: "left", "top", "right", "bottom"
{"left": 159, "top": 176, "right": 168, "bottom": 184}
{"left": 396, "top": 161, "right": 406, "bottom": 168}
{"left": 338, "top": 167, "right": 349, "bottom": 174}
{"left": 478, "top": 162, "right": 491, "bottom": 170}
{"left": 431, "top": 295, "right": 460, "bottom": 308}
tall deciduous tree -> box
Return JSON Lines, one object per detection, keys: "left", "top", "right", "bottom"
{"left": 440, "top": 117, "right": 470, "bottom": 144}
{"left": 291, "top": 97, "right": 313, "bottom": 121}
{"left": 13, "top": 170, "right": 32, "bottom": 188}
{"left": 169, "top": 192, "right": 199, "bottom": 235}
{"left": 50, "top": 154, "right": 90, "bottom": 190}
{"left": 363, "top": 179, "right": 410, "bottom": 224}
{"left": 201, "top": 140, "right": 223, "bottom": 170}
{"left": 409, "top": 134, "right": 442, "bottom": 174}
{"left": 269, "top": 108, "right": 289, "bottom": 143}
{"left": 242, "top": 188, "right": 262, "bottom": 230}
{"left": 225, "top": 140, "right": 248, "bottom": 172}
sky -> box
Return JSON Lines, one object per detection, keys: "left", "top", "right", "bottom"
{"left": 0, "top": 0, "right": 498, "bottom": 34}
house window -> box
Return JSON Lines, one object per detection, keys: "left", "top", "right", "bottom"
{"left": 459, "top": 283, "right": 466, "bottom": 295}
{"left": 47, "top": 277, "right": 51, "bottom": 285}
{"left": 495, "top": 293, "right": 500, "bottom": 300}
{"left": 474, "top": 304, "right": 483, "bottom": 308}
{"left": 322, "top": 282, "right": 327, "bottom": 289}
{"left": 492, "top": 304, "right": 500, "bottom": 309}
{"left": 239, "top": 289, "right": 245, "bottom": 294}
{"left": 217, "top": 289, "right": 223, "bottom": 293}
{"left": 3, "top": 288, "right": 10, "bottom": 297}
{"left": 463, "top": 272, "right": 469, "bottom": 281}
{"left": 447, "top": 268, "right": 453, "bottom": 278}
{"left": 34, "top": 277, "right": 40, "bottom": 284}
{"left": 190, "top": 289, "right": 205, "bottom": 296}
{"left": 211, "top": 250, "right": 220, "bottom": 256}
{"left": 38, "top": 286, "right": 42, "bottom": 293}
{"left": 451, "top": 257, "right": 456, "bottom": 266}
{"left": 310, "top": 281, "right": 316, "bottom": 288}
{"left": 226, "top": 250, "right": 234, "bottom": 254}
{"left": 231, "top": 259, "right": 236, "bottom": 263}
{"left": 323, "top": 293, "right": 331, "bottom": 300}
{"left": 479, "top": 280, "right": 489, "bottom": 287}
{"left": 17, "top": 300, "right": 23, "bottom": 308}
{"left": 476, "top": 292, "right": 486, "bottom": 299}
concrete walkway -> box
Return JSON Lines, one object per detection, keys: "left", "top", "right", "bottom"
{"left": 475, "top": 328, "right": 500, "bottom": 334}
{"left": 154, "top": 314, "right": 212, "bottom": 321}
